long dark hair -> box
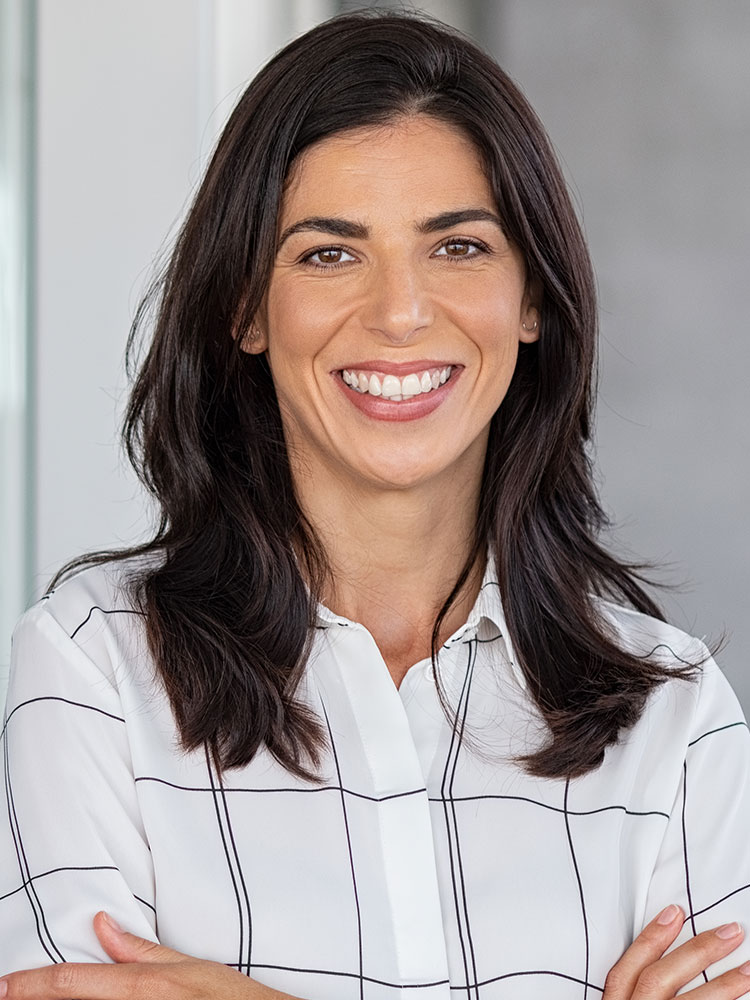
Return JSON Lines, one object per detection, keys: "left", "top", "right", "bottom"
{"left": 55, "top": 10, "right": 699, "bottom": 780}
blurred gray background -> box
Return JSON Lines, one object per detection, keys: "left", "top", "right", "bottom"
{"left": 1, "top": 0, "right": 748, "bottom": 708}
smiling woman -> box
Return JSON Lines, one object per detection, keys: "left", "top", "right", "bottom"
{"left": 2, "top": 10, "right": 750, "bottom": 1000}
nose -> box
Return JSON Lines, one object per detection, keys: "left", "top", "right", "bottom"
{"left": 360, "top": 257, "right": 433, "bottom": 344}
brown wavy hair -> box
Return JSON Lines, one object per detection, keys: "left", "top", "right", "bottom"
{"left": 55, "top": 10, "right": 699, "bottom": 780}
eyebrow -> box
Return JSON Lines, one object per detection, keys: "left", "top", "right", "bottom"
{"left": 276, "top": 208, "right": 505, "bottom": 250}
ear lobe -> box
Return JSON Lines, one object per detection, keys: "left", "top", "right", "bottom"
{"left": 238, "top": 323, "right": 268, "bottom": 354}
{"left": 520, "top": 275, "right": 542, "bottom": 343}
{"left": 520, "top": 313, "right": 540, "bottom": 343}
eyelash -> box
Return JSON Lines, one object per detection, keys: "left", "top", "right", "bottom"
{"left": 299, "top": 236, "right": 493, "bottom": 270}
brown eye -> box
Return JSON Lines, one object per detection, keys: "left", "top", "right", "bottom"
{"left": 317, "top": 249, "right": 343, "bottom": 264}
{"left": 436, "top": 239, "right": 486, "bottom": 260}
{"left": 305, "top": 247, "right": 356, "bottom": 267}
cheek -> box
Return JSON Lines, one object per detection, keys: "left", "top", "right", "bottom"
{"left": 265, "top": 283, "right": 344, "bottom": 371}
{"left": 462, "top": 306, "right": 522, "bottom": 375}
{"left": 446, "top": 275, "right": 524, "bottom": 339}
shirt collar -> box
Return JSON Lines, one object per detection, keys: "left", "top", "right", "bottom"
{"left": 315, "top": 551, "right": 527, "bottom": 692}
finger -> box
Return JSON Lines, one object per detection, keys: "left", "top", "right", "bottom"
{"left": 632, "top": 923, "right": 746, "bottom": 999}
{"left": 0, "top": 961, "right": 142, "bottom": 999}
{"left": 604, "top": 904, "right": 685, "bottom": 998}
{"left": 680, "top": 960, "right": 750, "bottom": 997}
{"left": 93, "top": 910, "right": 185, "bottom": 965}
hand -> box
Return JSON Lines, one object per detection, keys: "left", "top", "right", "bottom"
{"left": 604, "top": 904, "right": 750, "bottom": 998}
{"left": 0, "top": 911, "right": 302, "bottom": 999}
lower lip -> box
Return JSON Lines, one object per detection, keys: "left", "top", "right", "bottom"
{"left": 333, "top": 369, "right": 462, "bottom": 422}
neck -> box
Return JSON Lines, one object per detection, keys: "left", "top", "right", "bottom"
{"left": 292, "top": 449, "right": 486, "bottom": 685}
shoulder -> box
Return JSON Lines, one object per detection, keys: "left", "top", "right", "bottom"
{"left": 31, "top": 556, "right": 148, "bottom": 637}
{"left": 9, "top": 557, "right": 158, "bottom": 705}
{"left": 597, "top": 598, "right": 709, "bottom": 666}
{"left": 597, "top": 598, "right": 746, "bottom": 750}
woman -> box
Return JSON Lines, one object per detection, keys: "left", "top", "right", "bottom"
{"left": 1, "top": 10, "right": 749, "bottom": 999}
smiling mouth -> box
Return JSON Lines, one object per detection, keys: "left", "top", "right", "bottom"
{"left": 340, "top": 365, "right": 456, "bottom": 401}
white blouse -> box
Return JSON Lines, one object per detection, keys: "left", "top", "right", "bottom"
{"left": 1, "top": 558, "right": 750, "bottom": 998}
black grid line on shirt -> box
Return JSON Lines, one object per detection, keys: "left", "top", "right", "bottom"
{"left": 688, "top": 721, "right": 749, "bottom": 749}
{"left": 320, "top": 697, "right": 365, "bottom": 1000}
{"left": 0, "top": 865, "right": 156, "bottom": 914}
{"left": 441, "top": 637, "right": 480, "bottom": 1000}
{"left": 69, "top": 605, "right": 145, "bottom": 640}
{"left": 134, "top": 775, "right": 427, "bottom": 802}
{"left": 232, "top": 960, "right": 607, "bottom": 993}
{"left": 205, "top": 744, "right": 253, "bottom": 977}
{"left": 640, "top": 642, "right": 698, "bottom": 666}
{"left": 234, "top": 961, "right": 451, "bottom": 989}
{"left": 3, "top": 715, "right": 64, "bottom": 964}
{"left": 220, "top": 769, "right": 253, "bottom": 977}
{"left": 0, "top": 696, "right": 126, "bottom": 740}
{"left": 681, "top": 758, "right": 708, "bottom": 983}
{"left": 428, "top": 794, "right": 670, "bottom": 820}
{"left": 564, "top": 778, "right": 591, "bottom": 1000}
{"left": 448, "top": 969, "right": 605, "bottom": 993}
{"left": 134, "top": 776, "right": 672, "bottom": 820}
{"left": 689, "top": 882, "right": 750, "bottom": 921}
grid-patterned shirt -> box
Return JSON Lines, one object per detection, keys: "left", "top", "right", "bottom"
{"left": 2, "top": 558, "right": 749, "bottom": 998}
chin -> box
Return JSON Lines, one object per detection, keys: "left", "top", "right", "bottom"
{"left": 351, "top": 459, "right": 449, "bottom": 493}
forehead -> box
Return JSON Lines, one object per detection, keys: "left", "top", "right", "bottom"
{"left": 280, "top": 116, "right": 494, "bottom": 222}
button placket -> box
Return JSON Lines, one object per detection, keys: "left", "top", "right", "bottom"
{"left": 314, "top": 624, "right": 452, "bottom": 992}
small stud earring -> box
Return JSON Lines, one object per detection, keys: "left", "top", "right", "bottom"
{"left": 521, "top": 319, "right": 538, "bottom": 332}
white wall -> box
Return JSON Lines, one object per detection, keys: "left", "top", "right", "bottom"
{"left": 32, "top": 0, "right": 342, "bottom": 592}
{"left": 34, "top": 0, "right": 201, "bottom": 586}
{"left": 0, "top": 0, "right": 33, "bottom": 689}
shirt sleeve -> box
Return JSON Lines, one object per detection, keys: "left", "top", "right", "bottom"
{"left": 0, "top": 602, "right": 158, "bottom": 972}
{"left": 642, "top": 654, "right": 750, "bottom": 991}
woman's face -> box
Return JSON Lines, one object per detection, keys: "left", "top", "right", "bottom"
{"left": 248, "top": 115, "right": 539, "bottom": 493}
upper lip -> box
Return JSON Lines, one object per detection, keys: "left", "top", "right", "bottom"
{"left": 335, "top": 359, "right": 462, "bottom": 375}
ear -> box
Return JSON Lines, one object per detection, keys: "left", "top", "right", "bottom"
{"left": 231, "top": 295, "right": 269, "bottom": 354}
{"left": 238, "top": 321, "right": 268, "bottom": 354}
{"left": 520, "top": 275, "right": 542, "bottom": 344}
{"left": 519, "top": 310, "right": 540, "bottom": 344}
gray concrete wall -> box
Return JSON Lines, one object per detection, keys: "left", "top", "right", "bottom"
{"left": 484, "top": 1, "right": 749, "bottom": 700}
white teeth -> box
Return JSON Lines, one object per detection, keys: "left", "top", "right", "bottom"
{"left": 341, "top": 366, "right": 454, "bottom": 400}
{"left": 380, "top": 374, "right": 401, "bottom": 399}
{"left": 401, "top": 373, "right": 421, "bottom": 396}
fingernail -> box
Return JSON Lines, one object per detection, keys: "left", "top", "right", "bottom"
{"left": 102, "top": 911, "right": 124, "bottom": 933}
{"left": 740, "top": 961, "right": 750, "bottom": 976}
{"left": 716, "top": 921, "right": 743, "bottom": 939}
{"left": 0, "top": 979, "right": 8, "bottom": 997}
{"left": 656, "top": 904, "right": 681, "bottom": 925}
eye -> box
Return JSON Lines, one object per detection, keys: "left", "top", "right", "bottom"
{"left": 433, "top": 238, "right": 489, "bottom": 260}
{"left": 302, "top": 246, "right": 357, "bottom": 268}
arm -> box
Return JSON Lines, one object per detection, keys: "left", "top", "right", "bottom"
{"left": 0, "top": 602, "right": 157, "bottom": 968}
{"left": 0, "top": 598, "right": 307, "bottom": 998}
{"left": 641, "top": 655, "right": 750, "bottom": 989}
{"left": 591, "top": 651, "right": 750, "bottom": 999}
{"left": 0, "top": 912, "right": 303, "bottom": 999}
